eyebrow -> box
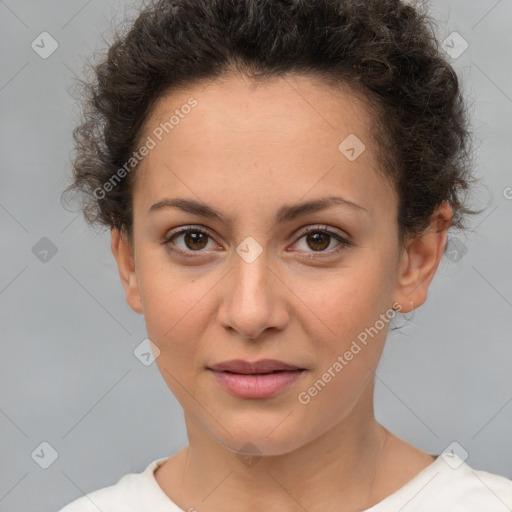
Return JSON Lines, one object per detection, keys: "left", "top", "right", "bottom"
{"left": 148, "top": 196, "right": 367, "bottom": 227}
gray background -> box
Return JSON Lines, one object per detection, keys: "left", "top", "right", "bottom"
{"left": 0, "top": 1, "right": 511, "bottom": 511}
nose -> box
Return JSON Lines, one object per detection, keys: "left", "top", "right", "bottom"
{"left": 217, "top": 244, "right": 289, "bottom": 341}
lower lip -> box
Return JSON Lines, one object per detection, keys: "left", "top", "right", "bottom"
{"left": 209, "top": 369, "right": 304, "bottom": 399}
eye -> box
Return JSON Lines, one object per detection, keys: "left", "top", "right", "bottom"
{"left": 162, "top": 224, "right": 352, "bottom": 259}
{"left": 291, "top": 225, "right": 352, "bottom": 258}
{"left": 163, "top": 226, "right": 219, "bottom": 257}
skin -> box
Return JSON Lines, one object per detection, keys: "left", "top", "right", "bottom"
{"left": 111, "top": 72, "right": 451, "bottom": 512}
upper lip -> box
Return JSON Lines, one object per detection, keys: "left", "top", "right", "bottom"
{"left": 208, "top": 359, "right": 303, "bottom": 374}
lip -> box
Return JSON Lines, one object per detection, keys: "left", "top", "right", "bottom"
{"left": 208, "top": 359, "right": 303, "bottom": 374}
{"left": 207, "top": 359, "right": 306, "bottom": 399}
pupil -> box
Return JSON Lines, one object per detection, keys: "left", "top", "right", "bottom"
{"left": 308, "top": 232, "right": 329, "bottom": 251}
{"left": 185, "top": 232, "right": 207, "bottom": 250}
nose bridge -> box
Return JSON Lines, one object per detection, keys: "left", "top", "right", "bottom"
{"left": 219, "top": 236, "right": 286, "bottom": 339}
{"left": 232, "top": 237, "right": 272, "bottom": 309}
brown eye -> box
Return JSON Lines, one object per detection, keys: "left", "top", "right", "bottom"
{"left": 164, "top": 227, "right": 216, "bottom": 256}
{"left": 305, "top": 232, "right": 331, "bottom": 251}
{"left": 181, "top": 230, "right": 209, "bottom": 250}
{"left": 292, "top": 226, "right": 352, "bottom": 257}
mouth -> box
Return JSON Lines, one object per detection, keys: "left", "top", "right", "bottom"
{"left": 207, "top": 359, "right": 306, "bottom": 399}
{"left": 221, "top": 370, "right": 297, "bottom": 375}
{"left": 208, "top": 358, "right": 305, "bottom": 374}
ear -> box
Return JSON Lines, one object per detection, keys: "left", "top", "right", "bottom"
{"left": 110, "top": 227, "right": 143, "bottom": 315}
{"left": 393, "top": 202, "right": 452, "bottom": 313}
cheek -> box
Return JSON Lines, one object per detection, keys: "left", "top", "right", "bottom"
{"left": 299, "top": 252, "right": 396, "bottom": 395}
{"left": 310, "top": 259, "right": 394, "bottom": 335}
{"left": 294, "top": 269, "right": 392, "bottom": 427}
{"left": 135, "top": 249, "right": 203, "bottom": 350}
{"left": 137, "top": 259, "right": 229, "bottom": 393}
{"left": 143, "top": 283, "right": 208, "bottom": 352}
{"left": 294, "top": 352, "right": 378, "bottom": 443}
{"left": 141, "top": 273, "right": 211, "bottom": 400}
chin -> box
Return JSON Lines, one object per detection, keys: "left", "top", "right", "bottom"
{"left": 212, "top": 419, "right": 310, "bottom": 458}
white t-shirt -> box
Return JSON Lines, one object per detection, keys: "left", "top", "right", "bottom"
{"left": 58, "top": 453, "right": 512, "bottom": 511}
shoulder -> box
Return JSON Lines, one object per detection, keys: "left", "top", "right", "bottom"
{"left": 432, "top": 455, "right": 512, "bottom": 510}
{"left": 57, "top": 457, "right": 173, "bottom": 512}
{"left": 376, "top": 453, "right": 512, "bottom": 512}
{"left": 57, "top": 470, "right": 146, "bottom": 512}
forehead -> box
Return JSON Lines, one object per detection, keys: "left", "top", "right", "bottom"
{"left": 143, "top": 72, "right": 373, "bottom": 149}
{"left": 132, "top": 72, "right": 395, "bottom": 221}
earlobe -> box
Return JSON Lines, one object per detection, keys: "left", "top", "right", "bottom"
{"left": 110, "top": 227, "right": 144, "bottom": 315}
{"left": 393, "top": 202, "right": 452, "bottom": 313}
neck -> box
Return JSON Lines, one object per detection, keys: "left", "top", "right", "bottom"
{"left": 165, "top": 382, "right": 391, "bottom": 512}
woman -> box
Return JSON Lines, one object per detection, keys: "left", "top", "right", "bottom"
{"left": 59, "top": 0, "right": 512, "bottom": 510}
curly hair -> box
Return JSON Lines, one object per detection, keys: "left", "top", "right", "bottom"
{"left": 62, "top": 0, "right": 477, "bottom": 246}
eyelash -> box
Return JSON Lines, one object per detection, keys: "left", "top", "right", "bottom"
{"left": 162, "top": 225, "right": 352, "bottom": 259}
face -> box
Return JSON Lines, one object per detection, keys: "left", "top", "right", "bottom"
{"left": 112, "top": 72, "right": 447, "bottom": 456}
